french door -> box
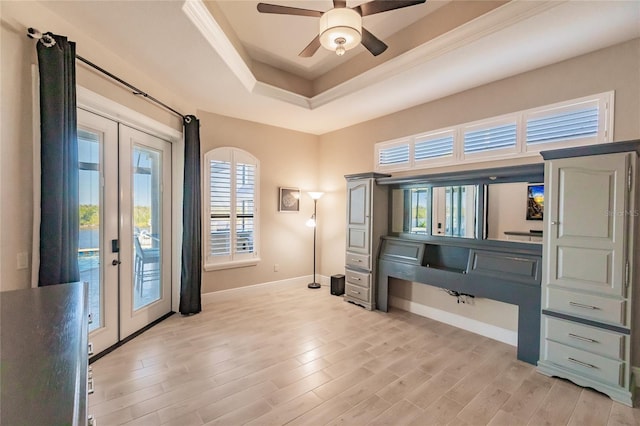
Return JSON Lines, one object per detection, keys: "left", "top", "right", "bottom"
{"left": 78, "top": 109, "right": 172, "bottom": 353}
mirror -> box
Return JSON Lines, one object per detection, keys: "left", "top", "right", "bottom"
{"left": 391, "top": 185, "right": 477, "bottom": 238}
{"left": 486, "top": 182, "right": 543, "bottom": 243}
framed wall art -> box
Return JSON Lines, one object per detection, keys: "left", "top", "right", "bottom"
{"left": 279, "top": 187, "right": 300, "bottom": 212}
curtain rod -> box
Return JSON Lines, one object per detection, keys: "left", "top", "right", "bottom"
{"left": 27, "top": 27, "right": 188, "bottom": 122}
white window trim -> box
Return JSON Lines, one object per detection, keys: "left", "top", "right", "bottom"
{"left": 203, "top": 147, "right": 260, "bottom": 271}
{"left": 413, "top": 129, "right": 456, "bottom": 168}
{"left": 461, "top": 114, "right": 519, "bottom": 161}
{"left": 375, "top": 137, "right": 412, "bottom": 172}
{"left": 373, "top": 91, "right": 614, "bottom": 172}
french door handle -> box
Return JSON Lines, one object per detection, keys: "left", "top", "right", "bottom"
{"left": 112, "top": 259, "right": 121, "bottom": 266}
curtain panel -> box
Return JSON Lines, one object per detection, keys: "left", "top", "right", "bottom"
{"left": 180, "top": 115, "right": 202, "bottom": 314}
{"left": 36, "top": 33, "right": 80, "bottom": 286}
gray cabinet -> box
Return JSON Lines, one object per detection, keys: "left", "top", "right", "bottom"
{"left": 344, "top": 173, "right": 388, "bottom": 310}
{"left": 538, "top": 148, "right": 637, "bottom": 407}
{"left": 0, "top": 282, "right": 91, "bottom": 424}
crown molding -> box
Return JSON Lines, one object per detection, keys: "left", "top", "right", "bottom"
{"left": 183, "top": 0, "right": 564, "bottom": 111}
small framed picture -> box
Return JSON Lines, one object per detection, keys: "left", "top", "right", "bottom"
{"left": 526, "top": 183, "right": 544, "bottom": 220}
{"left": 279, "top": 187, "right": 300, "bottom": 212}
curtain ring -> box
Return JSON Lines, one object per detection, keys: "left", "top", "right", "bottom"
{"left": 40, "top": 33, "right": 57, "bottom": 48}
{"left": 184, "top": 116, "right": 192, "bottom": 124}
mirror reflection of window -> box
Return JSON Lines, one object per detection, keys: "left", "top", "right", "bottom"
{"left": 410, "top": 188, "right": 429, "bottom": 234}
{"left": 433, "top": 186, "right": 476, "bottom": 238}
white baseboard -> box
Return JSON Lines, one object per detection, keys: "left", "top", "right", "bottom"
{"left": 201, "top": 274, "right": 329, "bottom": 304}
{"left": 389, "top": 295, "right": 518, "bottom": 347}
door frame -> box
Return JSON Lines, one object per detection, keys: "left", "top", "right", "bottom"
{"left": 77, "top": 86, "right": 184, "bottom": 313}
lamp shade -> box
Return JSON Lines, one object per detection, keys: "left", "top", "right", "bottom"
{"left": 319, "top": 8, "right": 361, "bottom": 53}
{"left": 308, "top": 191, "right": 324, "bottom": 200}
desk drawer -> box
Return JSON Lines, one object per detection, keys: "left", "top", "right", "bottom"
{"left": 543, "top": 340, "right": 624, "bottom": 387}
{"left": 345, "top": 283, "right": 370, "bottom": 303}
{"left": 543, "top": 316, "right": 625, "bottom": 360}
{"left": 345, "top": 269, "right": 371, "bottom": 289}
{"left": 546, "top": 287, "right": 626, "bottom": 326}
{"left": 346, "top": 252, "right": 370, "bottom": 270}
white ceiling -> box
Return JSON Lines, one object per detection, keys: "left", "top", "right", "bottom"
{"left": 40, "top": 0, "right": 640, "bottom": 135}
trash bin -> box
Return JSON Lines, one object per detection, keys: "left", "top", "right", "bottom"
{"left": 331, "top": 274, "right": 345, "bottom": 296}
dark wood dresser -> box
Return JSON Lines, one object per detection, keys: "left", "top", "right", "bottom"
{"left": 0, "top": 282, "right": 89, "bottom": 425}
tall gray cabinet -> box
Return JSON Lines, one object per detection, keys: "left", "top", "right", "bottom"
{"left": 344, "top": 173, "right": 389, "bottom": 310}
{"left": 538, "top": 143, "right": 639, "bottom": 406}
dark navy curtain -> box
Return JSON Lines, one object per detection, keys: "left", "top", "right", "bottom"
{"left": 179, "top": 116, "right": 202, "bottom": 314}
{"left": 36, "top": 33, "right": 80, "bottom": 286}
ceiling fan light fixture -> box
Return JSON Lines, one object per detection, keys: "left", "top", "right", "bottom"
{"left": 319, "top": 8, "right": 361, "bottom": 55}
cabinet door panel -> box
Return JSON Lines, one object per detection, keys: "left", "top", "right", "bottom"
{"left": 347, "top": 180, "right": 370, "bottom": 226}
{"left": 545, "top": 153, "right": 630, "bottom": 297}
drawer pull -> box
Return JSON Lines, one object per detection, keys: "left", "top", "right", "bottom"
{"left": 352, "top": 277, "right": 361, "bottom": 281}
{"left": 568, "top": 333, "right": 598, "bottom": 343}
{"left": 569, "top": 301, "right": 599, "bottom": 310}
{"left": 88, "top": 377, "right": 95, "bottom": 395}
{"left": 568, "top": 357, "right": 598, "bottom": 369}
{"left": 350, "top": 290, "right": 360, "bottom": 295}
{"left": 88, "top": 415, "right": 97, "bottom": 426}
{"left": 88, "top": 342, "right": 94, "bottom": 356}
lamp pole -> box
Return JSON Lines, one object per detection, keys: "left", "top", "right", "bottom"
{"left": 308, "top": 198, "right": 320, "bottom": 289}
{"left": 307, "top": 192, "right": 323, "bottom": 289}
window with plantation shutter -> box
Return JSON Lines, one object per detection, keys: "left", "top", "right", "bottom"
{"left": 373, "top": 92, "right": 613, "bottom": 172}
{"left": 463, "top": 122, "right": 517, "bottom": 155}
{"left": 204, "top": 147, "right": 260, "bottom": 270}
{"left": 376, "top": 139, "right": 410, "bottom": 171}
{"left": 414, "top": 132, "right": 455, "bottom": 166}
{"left": 525, "top": 99, "right": 604, "bottom": 151}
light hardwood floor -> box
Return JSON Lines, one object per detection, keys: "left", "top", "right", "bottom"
{"left": 89, "top": 281, "right": 640, "bottom": 425}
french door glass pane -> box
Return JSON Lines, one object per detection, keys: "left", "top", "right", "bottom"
{"left": 78, "top": 129, "right": 102, "bottom": 333}
{"left": 133, "top": 146, "right": 162, "bottom": 310}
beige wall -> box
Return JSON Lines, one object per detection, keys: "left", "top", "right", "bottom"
{"left": 197, "top": 111, "right": 319, "bottom": 294}
{"left": 0, "top": 1, "right": 186, "bottom": 291}
{"left": 487, "top": 182, "right": 543, "bottom": 241}
{"left": 318, "top": 38, "right": 640, "bottom": 331}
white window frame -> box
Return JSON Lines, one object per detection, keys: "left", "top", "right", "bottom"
{"left": 523, "top": 93, "right": 613, "bottom": 153}
{"left": 461, "top": 115, "right": 519, "bottom": 161}
{"left": 203, "top": 147, "right": 260, "bottom": 271}
{"left": 375, "top": 137, "right": 412, "bottom": 172}
{"left": 373, "top": 91, "right": 614, "bottom": 172}
{"left": 413, "top": 129, "right": 456, "bottom": 168}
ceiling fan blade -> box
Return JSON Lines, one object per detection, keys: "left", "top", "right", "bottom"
{"left": 361, "top": 27, "right": 388, "bottom": 56}
{"left": 257, "top": 3, "right": 323, "bottom": 17}
{"left": 354, "top": 0, "right": 426, "bottom": 17}
{"left": 299, "top": 35, "right": 321, "bottom": 57}
{"left": 333, "top": 0, "right": 347, "bottom": 7}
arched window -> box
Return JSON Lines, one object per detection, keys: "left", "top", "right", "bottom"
{"left": 203, "top": 147, "right": 260, "bottom": 270}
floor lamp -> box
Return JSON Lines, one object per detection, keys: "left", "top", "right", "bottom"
{"left": 306, "top": 191, "right": 324, "bottom": 289}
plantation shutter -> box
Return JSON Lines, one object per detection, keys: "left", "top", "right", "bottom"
{"left": 464, "top": 123, "right": 517, "bottom": 154}
{"left": 527, "top": 105, "right": 599, "bottom": 145}
{"left": 209, "top": 159, "right": 231, "bottom": 257}
{"left": 415, "top": 134, "right": 454, "bottom": 160}
{"left": 235, "top": 162, "right": 255, "bottom": 254}
{"left": 379, "top": 143, "right": 410, "bottom": 166}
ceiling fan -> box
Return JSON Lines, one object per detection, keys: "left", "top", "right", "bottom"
{"left": 256, "top": 0, "right": 427, "bottom": 57}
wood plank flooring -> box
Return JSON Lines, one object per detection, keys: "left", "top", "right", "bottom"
{"left": 89, "top": 282, "right": 640, "bottom": 425}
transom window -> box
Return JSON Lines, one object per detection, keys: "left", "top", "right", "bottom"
{"left": 375, "top": 91, "right": 613, "bottom": 172}
{"left": 203, "top": 147, "right": 260, "bottom": 270}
